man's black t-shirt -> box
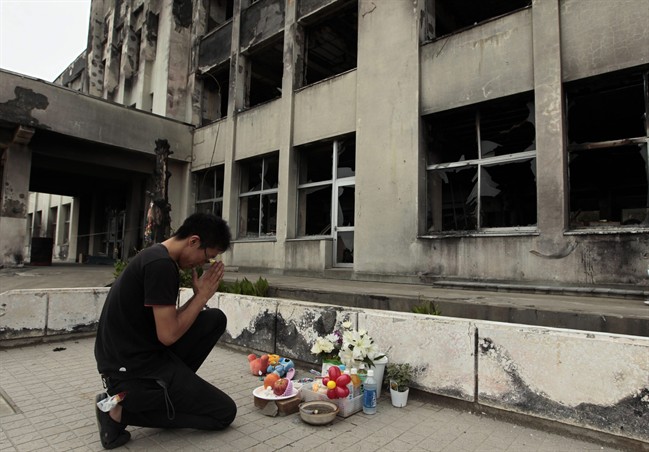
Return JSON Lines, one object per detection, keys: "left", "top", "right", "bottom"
{"left": 95, "top": 244, "right": 180, "bottom": 379}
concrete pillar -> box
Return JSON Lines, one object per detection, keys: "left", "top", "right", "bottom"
{"left": 354, "top": 0, "right": 422, "bottom": 273}
{"left": 68, "top": 199, "right": 80, "bottom": 262}
{"left": 162, "top": 0, "right": 193, "bottom": 121}
{"left": 87, "top": 0, "right": 106, "bottom": 98}
{"left": 532, "top": 0, "right": 569, "bottom": 252}
{"left": 0, "top": 127, "right": 34, "bottom": 267}
{"left": 275, "top": 0, "right": 300, "bottom": 252}
{"left": 222, "top": 0, "right": 246, "bottom": 233}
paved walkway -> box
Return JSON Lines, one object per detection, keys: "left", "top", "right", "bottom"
{"left": 0, "top": 336, "right": 627, "bottom": 452}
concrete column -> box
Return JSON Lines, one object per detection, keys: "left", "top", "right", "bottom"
{"left": 222, "top": 0, "right": 246, "bottom": 233}
{"left": 163, "top": 0, "right": 193, "bottom": 121}
{"left": 69, "top": 199, "right": 80, "bottom": 262}
{"left": 87, "top": 0, "right": 106, "bottom": 97}
{"left": 275, "top": 0, "right": 300, "bottom": 250}
{"left": 0, "top": 127, "right": 33, "bottom": 267}
{"left": 532, "top": 0, "right": 568, "bottom": 250}
{"left": 354, "top": 0, "right": 421, "bottom": 273}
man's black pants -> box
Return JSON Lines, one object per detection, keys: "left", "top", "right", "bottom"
{"left": 106, "top": 308, "right": 237, "bottom": 430}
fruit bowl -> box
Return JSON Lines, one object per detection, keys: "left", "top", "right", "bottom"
{"left": 298, "top": 400, "right": 339, "bottom": 425}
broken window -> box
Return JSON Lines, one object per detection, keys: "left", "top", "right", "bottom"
{"left": 195, "top": 166, "right": 225, "bottom": 217}
{"left": 567, "top": 68, "right": 649, "bottom": 228}
{"left": 428, "top": 0, "right": 531, "bottom": 40}
{"left": 296, "top": 134, "right": 355, "bottom": 236}
{"left": 424, "top": 93, "right": 537, "bottom": 233}
{"left": 238, "top": 154, "right": 279, "bottom": 238}
{"left": 246, "top": 37, "right": 284, "bottom": 108}
{"left": 207, "top": 0, "right": 234, "bottom": 32}
{"left": 201, "top": 63, "right": 230, "bottom": 124}
{"left": 300, "top": 1, "right": 358, "bottom": 87}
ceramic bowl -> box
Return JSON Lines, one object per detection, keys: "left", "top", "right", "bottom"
{"left": 298, "top": 400, "right": 338, "bottom": 425}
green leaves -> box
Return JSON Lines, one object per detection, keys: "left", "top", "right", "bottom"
{"left": 218, "top": 277, "right": 269, "bottom": 296}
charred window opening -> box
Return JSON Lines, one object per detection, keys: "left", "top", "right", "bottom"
{"left": 207, "top": 0, "right": 234, "bottom": 32}
{"left": 238, "top": 153, "right": 279, "bottom": 238}
{"left": 195, "top": 166, "right": 225, "bottom": 217}
{"left": 296, "top": 134, "right": 355, "bottom": 236}
{"left": 133, "top": 29, "right": 142, "bottom": 74}
{"left": 567, "top": 69, "right": 649, "bottom": 229}
{"left": 300, "top": 1, "right": 358, "bottom": 87}
{"left": 430, "top": 0, "right": 530, "bottom": 40}
{"left": 424, "top": 93, "right": 537, "bottom": 233}
{"left": 246, "top": 37, "right": 284, "bottom": 108}
{"left": 201, "top": 63, "right": 230, "bottom": 124}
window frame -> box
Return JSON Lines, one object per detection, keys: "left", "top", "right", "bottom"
{"left": 424, "top": 95, "right": 538, "bottom": 236}
{"left": 237, "top": 154, "right": 279, "bottom": 239}
{"left": 195, "top": 165, "right": 225, "bottom": 218}
{"left": 296, "top": 135, "right": 355, "bottom": 238}
{"left": 566, "top": 70, "right": 649, "bottom": 231}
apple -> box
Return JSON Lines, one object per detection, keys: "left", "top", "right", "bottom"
{"left": 273, "top": 378, "right": 289, "bottom": 396}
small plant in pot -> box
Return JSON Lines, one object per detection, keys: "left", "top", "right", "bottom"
{"left": 386, "top": 363, "right": 413, "bottom": 408}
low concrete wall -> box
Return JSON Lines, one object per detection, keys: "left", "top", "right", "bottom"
{"left": 1, "top": 289, "right": 647, "bottom": 443}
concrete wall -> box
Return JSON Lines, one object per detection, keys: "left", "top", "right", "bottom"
{"left": 186, "top": 0, "right": 649, "bottom": 287}
{"left": 293, "top": 70, "right": 356, "bottom": 146}
{"left": 26, "top": 193, "right": 78, "bottom": 263}
{"left": 234, "top": 99, "right": 283, "bottom": 159}
{"left": 420, "top": 8, "right": 534, "bottom": 114}
{"left": 1, "top": 288, "right": 647, "bottom": 443}
{"left": 0, "top": 71, "right": 194, "bottom": 160}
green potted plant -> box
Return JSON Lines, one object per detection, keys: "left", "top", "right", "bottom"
{"left": 385, "top": 363, "right": 413, "bottom": 407}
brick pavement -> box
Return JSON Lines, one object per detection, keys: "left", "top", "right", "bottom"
{"left": 0, "top": 337, "right": 629, "bottom": 451}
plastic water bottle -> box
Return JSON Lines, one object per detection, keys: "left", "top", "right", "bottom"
{"left": 362, "top": 369, "right": 378, "bottom": 414}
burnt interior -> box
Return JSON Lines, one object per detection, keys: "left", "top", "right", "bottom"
{"left": 433, "top": 0, "right": 531, "bottom": 39}
{"left": 201, "top": 62, "right": 230, "bottom": 124}
{"left": 300, "top": 1, "right": 358, "bottom": 86}
{"left": 247, "top": 37, "right": 284, "bottom": 108}
{"left": 567, "top": 68, "right": 649, "bottom": 228}
{"left": 207, "top": 0, "right": 234, "bottom": 32}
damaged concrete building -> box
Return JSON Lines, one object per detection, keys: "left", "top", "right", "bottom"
{"left": 1, "top": 0, "right": 648, "bottom": 289}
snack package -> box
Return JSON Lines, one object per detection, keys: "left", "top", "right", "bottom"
{"left": 96, "top": 392, "right": 126, "bottom": 413}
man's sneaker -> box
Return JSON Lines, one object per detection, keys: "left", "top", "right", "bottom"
{"left": 644, "top": 300, "right": 649, "bottom": 306}
{"left": 95, "top": 393, "right": 130, "bottom": 449}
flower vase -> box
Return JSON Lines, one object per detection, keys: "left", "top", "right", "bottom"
{"left": 371, "top": 355, "right": 388, "bottom": 398}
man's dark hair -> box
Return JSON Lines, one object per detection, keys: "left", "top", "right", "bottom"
{"left": 174, "top": 213, "right": 231, "bottom": 252}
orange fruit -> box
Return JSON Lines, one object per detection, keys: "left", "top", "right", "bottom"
{"left": 263, "top": 373, "right": 280, "bottom": 389}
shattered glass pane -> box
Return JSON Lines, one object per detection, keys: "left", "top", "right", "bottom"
{"left": 336, "top": 231, "right": 354, "bottom": 264}
{"left": 299, "top": 145, "right": 332, "bottom": 184}
{"left": 480, "top": 159, "right": 537, "bottom": 228}
{"left": 262, "top": 155, "right": 279, "bottom": 190}
{"left": 428, "top": 166, "right": 478, "bottom": 231}
{"left": 427, "top": 108, "right": 478, "bottom": 164}
{"left": 480, "top": 100, "right": 535, "bottom": 157}
{"left": 241, "top": 159, "right": 262, "bottom": 192}
{"left": 337, "top": 138, "right": 356, "bottom": 178}
{"left": 567, "top": 75, "right": 645, "bottom": 144}
{"left": 337, "top": 186, "right": 355, "bottom": 227}
{"left": 298, "top": 186, "right": 332, "bottom": 235}
{"left": 261, "top": 193, "right": 277, "bottom": 235}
